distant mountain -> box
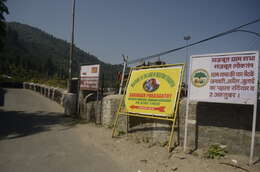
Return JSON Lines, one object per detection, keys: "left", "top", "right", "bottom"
{"left": 0, "top": 22, "right": 122, "bottom": 87}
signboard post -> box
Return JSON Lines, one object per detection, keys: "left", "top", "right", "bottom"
{"left": 79, "top": 64, "right": 100, "bottom": 121}
{"left": 184, "top": 51, "right": 259, "bottom": 164}
{"left": 112, "top": 64, "right": 185, "bottom": 151}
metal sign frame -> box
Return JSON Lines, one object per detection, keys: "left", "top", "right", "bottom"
{"left": 183, "top": 51, "right": 259, "bottom": 165}
{"left": 112, "top": 64, "right": 185, "bottom": 151}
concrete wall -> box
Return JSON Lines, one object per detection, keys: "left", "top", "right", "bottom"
{"left": 79, "top": 94, "right": 172, "bottom": 144}
{"left": 102, "top": 95, "right": 122, "bottom": 127}
{"left": 179, "top": 99, "right": 260, "bottom": 155}
{"left": 79, "top": 94, "right": 128, "bottom": 132}
{"left": 83, "top": 94, "right": 260, "bottom": 155}
{"left": 24, "top": 82, "right": 260, "bottom": 155}
{"left": 23, "top": 82, "right": 77, "bottom": 116}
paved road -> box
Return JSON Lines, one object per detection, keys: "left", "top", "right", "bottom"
{"left": 0, "top": 88, "right": 125, "bottom": 172}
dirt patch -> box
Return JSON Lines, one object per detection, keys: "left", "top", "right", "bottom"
{"left": 75, "top": 123, "right": 260, "bottom": 172}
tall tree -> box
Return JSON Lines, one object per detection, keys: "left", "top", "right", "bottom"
{"left": 0, "top": 0, "right": 9, "bottom": 51}
{"left": 44, "top": 57, "right": 55, "bottom": 77}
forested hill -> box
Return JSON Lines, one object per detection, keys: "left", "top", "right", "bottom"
{"left": 0, "top": 22, "right": 122, "bottom": 87}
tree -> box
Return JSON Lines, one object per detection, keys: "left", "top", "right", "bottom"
{"left": 0, "top": 0, "right": 9, "bottom": 51}
{"left": 194, "top": 72, "right": 207, "bottom": 79}
{"left": 44, "top": 57, "right": 55, "bottom": 77}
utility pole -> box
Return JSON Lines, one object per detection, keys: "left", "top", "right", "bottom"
{"left": 68, "top": 0, "right": 76, "bottom": 92}
{"left": 184, "top": 35, "right": 191, "bottom": 90}
{"left": 118, "top": 54, "right": 128, "bottom": 95}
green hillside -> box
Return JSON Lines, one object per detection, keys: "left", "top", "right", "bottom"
{"left": 0, "top": 22, "right": 122, "bottom": 88}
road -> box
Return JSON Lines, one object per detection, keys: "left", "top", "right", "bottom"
{"left": 0, "top": 88, "right": 125, "bottom": 172}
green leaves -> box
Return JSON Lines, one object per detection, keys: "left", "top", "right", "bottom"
{"left": 0, "top": 0, "right": 9, "bottom": 18}
{"left": 0, "top": 0, "right": 8, "bottom": 51}
{"left": 204, "top": 144, "right": 227, "bottom": 159}
{"left": 0, "top": 22, "right": 122, "bottom": 88}
{"left": 194, "top": 71, "right": 207, "bottom": 79}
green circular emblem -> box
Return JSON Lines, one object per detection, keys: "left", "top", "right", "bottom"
{"left": 191, "top": 69, "right": 209, "bottom": 87}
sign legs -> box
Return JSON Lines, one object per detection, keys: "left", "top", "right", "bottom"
{"left": 112, "top": 112, "right": 178, "bottom": 152}
{"left": 249, "top": 103, "right": 257, "bottom": 165}
{"left": 112, "top": 112, "right": 120, "bottom": 137}
{"left": 168, "top": 118, "right": 177, "bottom": 152}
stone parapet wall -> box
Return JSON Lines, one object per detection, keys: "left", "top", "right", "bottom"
{"left": 80, "top": 95, "right": 128, "bottom": 132}
{"left": 23, "top": 82, "right": 66, "bottom": 105}
{"left": 102, "top": 95, "right": 122, "bottom": 127}
{"left": 84, "top": 94, "right": 259, "bottom": 155}
{"left": 23, "top": 82, "right": 260, "bottom": 155}
{"left": 80, "top": 100, "right": 102, "bottom": 124}
{"left": 23, "top": 82, "right": 77, "bottom": 116}
{"left": 81, "top": 94, "right": 173, "bottom": 144}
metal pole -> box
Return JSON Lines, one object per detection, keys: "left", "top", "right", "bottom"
{"left": 96, "top": 65, "right": 100, "bottom": 124}
{"left": 249, "top": 51, "right": 259, "bottom": 165}
{"left": 77, "top": 64, "right": 81, "bottom": 115}
{"left": 183, "top": 54, "right": 193, "bottom": 152}
{"left": 118, "top": 55, "right": 128, "bottom": 94}
{"left": 184, "top": 36, "right": 191, "bottom": 87}
{"left": 68, "top": 0, "right": 76, "bottom": 93}
{"left": 249, "top": 103, "right": 257, "bottom": 165}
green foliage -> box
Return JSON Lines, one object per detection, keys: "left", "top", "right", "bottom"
{"left": 45, "top": 79, "right": 67, "bottom": 88}
{"left": 194, "top": 72, "right": 207, "bottom": 79}
{"left": 28, "top": 78, "right": 67, "bottom": 89}
{"left": 204, "top": 144, "right": 227, "bottom": 159}
{"left": 0, "top": 22, "right": 122, "bottom": 88}
{"left": 0, "top": 0, "right": 9, "bottom": 50}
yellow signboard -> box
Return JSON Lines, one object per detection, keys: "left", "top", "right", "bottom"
{"left": 124, "top": 65, "right": 183, "bottom": 117}
{"left": 113, "top": 64, "right": 184, "bottom": 151}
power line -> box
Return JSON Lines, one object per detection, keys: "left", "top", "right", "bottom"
{"left": 128, "top": 18, "right": 260, "bottom": 64}
{"left": 236, "top": 29, "right": 260, "bottom": 37}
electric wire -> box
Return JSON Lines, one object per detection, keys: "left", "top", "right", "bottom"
{"left": 127, "top": 18, "right": 260, "bottom": 64}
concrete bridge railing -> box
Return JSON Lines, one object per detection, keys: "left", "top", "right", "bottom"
{"left": 24, "top": 82, "right": 260, "bottom": 156}
{"left": 23, "top": 82, "right": 66, "bottom": 105}
{"left": 23, "top": 82, "right": 77, "bottom": 116}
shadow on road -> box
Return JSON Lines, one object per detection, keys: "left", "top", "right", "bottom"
{"left": 0, "top": 109, "right": 80, "bottom": 140}
{"left": 0, "top": 88, "right": 6, "bottom": 106}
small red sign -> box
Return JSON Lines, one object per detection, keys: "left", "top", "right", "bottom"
{"left": 130, "top": 105, "right": 165, "bottom": 112}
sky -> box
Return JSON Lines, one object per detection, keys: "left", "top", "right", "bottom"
{"left": 6, "top": 0, "right": 260, "bottom": 65}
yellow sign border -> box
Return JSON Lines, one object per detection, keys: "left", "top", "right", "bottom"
{"left": 112, "top": 63, "right": 185, "bottom": 151}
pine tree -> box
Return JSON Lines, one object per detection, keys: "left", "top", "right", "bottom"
{"left": 0, "top": 0, "right": 9, "bottom": 51}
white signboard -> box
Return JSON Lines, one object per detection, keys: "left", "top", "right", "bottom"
{"left": 184, "top": 51, "right": 259, "bottom": 164}
{"left": 189, "top": 51, "right": 259, "bottom": 105}
{"left": 80, "top": 64, "right": 100, "bottom": 90}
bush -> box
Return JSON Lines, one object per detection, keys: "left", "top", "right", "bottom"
{"left": 204, "top": 144, "right": 227, "bottom": 159}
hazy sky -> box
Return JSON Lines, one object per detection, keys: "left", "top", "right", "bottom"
{"left": 6, "top": 0, "right": 260, "bottom": 65}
